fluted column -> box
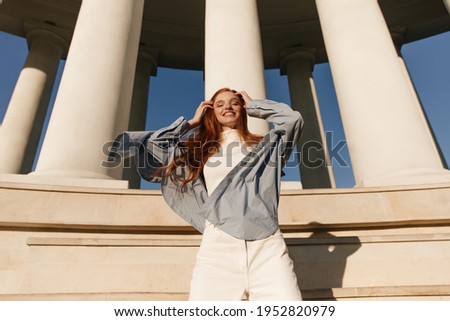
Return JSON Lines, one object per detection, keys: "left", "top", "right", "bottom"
{"left": 204, "top": 0, "right": 269, "bottom": 135}
{"left": 0, "top": 29, "right": 66, "bottom": 174}
{"left": 123, "top": 50, "right": 158, "bottom": 189}
{"left": 316, "top": 0, "right": 450, "bottom": 187}
{"left": 281, "top": 49, "right": 335, "bottom": 188}
{"left": 32, "top": 0, "right": 144, "bottom": 181}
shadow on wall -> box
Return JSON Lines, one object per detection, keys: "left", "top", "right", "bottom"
{"left": 287, "top": 222, "right": 362, "bottom": 301}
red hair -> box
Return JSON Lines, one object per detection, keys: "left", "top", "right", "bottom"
{"left": 163, "top": 88, "right": 262, "bottom": 189}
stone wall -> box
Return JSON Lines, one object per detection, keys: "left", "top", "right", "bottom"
{"left": 1, "top": 182, "right": 449, "bottom": 300}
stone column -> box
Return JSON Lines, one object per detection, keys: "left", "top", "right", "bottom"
{"left": 444, "top": 0, "right": 450, "bottom": 14}
{"left": 281, "top": 49, "right": 335, "bottom": 188}
{"left": 315, "top": 0, "right": 450, "bottom": 187}
{"left": 391, "top": 31, "right": 448, "bottom": 169}
{"left": 32, "top": 0, "right": 145, "bottom": 182}
{"left": 204, "top": 0, "right": 269, "bottom": 135}
{"left": 0, "top": 29, "right": 66, "bottom": 174}
{"left": 123, "top": 50, "right": 158, "bottom": 189}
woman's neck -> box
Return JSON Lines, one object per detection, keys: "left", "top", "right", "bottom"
{"left": 221, "top": 128, "right": 238, "bottom": 133}
{"left": 221, "top": 125, "right": 237, "bottom": 132}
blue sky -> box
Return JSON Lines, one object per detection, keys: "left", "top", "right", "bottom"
{"left": 1, "top": 30, "right": 449, "bottom": 189}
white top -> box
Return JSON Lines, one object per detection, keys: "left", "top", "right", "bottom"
{"left": 203, "top": 129, "right": 248, "bottom": 195}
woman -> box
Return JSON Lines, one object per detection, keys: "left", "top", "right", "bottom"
{"left": 111, "top": 88, "right": 303, "bottom": 300}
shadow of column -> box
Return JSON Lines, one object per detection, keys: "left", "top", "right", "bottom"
{"left": 287, "top": 222, "right": 362, "bottom": 300}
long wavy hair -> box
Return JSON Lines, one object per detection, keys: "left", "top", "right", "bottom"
{"left": 163, "top": 88, "right": 263, "bottom": 189}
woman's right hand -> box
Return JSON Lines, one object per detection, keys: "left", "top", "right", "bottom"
{"left": 188, "top": 100, "right": 213, "bottom": 128}
{"left": 236, "top": 90, "right": 252, "bottom": 108}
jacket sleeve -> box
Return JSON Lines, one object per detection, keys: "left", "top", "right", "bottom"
{"left": 146, "top": 116, "right": 192, "bottom": 166}
{"left": 108, "top": 117, "right": 192, "bottom": 183}
{"left": 246, "top": 99, "right": 304, "bottom": 164}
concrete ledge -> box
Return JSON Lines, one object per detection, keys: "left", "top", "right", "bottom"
{"left": 1, "top": 181, "right": 450, "bottom": 300}
{"left": 0, "top": 174, "right": 129, "bottom": 189}
{"left": 25, "top": 232, "right": 450, "bottom": 247}
{"left": 26, "top": 237, "right": 202, "bottom": 247}
{"left": 0, "top": 181, "right": 449, "bottom": 232}
{"left": 305, "top": 285, "right": 450, "bottom": 301}
{"left": 0, "top": 292, "right": 188, "bottom": 301}
{"left": 1, "top": 285, "right": 449, "bottom": 301}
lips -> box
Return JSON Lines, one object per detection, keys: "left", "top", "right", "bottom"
{"left": 222, "top": 111, "right": 236, "bottom": 116}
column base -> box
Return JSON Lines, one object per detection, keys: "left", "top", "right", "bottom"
{"left": 355, "top": 168, "right": 450, "bottom": 188}
{"left": 281, "top": 181, "right": 303, "bottom": 190}
{"left": 247, "top": 117, "right": 270, "bottom": 136}
{"left": 0, "top": 173, "right": 129, "bottom": 189}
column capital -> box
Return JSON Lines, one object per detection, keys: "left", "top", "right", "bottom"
{"left": 24, "top": 20, "right": 70, "bottom": 57}
{"left": 390, "top": 26, "right": 406, "bottom": 56}
{"left": 444, "top": 0, "right": 450, "bottom": 15}
{"left": 137, "top": 46, "right": 159, "bottom": 76}
{"left": 280, "top": 47, "right": 317, "bottom": 75}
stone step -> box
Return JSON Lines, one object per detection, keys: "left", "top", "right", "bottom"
{"left": 1, "top": 285, "right": 449, "bottom": 301}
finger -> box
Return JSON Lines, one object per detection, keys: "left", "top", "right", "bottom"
{"left": 237, "top": 91, "right": 251, "bottom": 105}
{"left": 235, "top": 92, "right": 245, "bottom": 102}
{"left": 240, "top": 91, "right": 250, "bottom": 99}
{"left": 201, "top": 103, "right": 213, "bottom": 110}
{"left": 200, "top": 103, "right": 213, "bottom": 116}
{"left": 237, "top": 91, "right": 247, "bottom": 99}
{"left": 201, "top": 101, "right": 213, "bottom": 108}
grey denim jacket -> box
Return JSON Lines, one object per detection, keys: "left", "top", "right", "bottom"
{"left": 110, "top": 99, "right": 303, "bottom": 240}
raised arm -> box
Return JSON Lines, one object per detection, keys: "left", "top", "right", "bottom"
{"left": 243, "top": 95, "right": 304, "bottom": 164}
{"left": 107, "top": 116, "right": 192, "bottom": 183}
{"left": 146, "top": 116, "right": 192, "bottom": 166}
{"left": 148, "top": 99, "right": 213, "bottom": 164}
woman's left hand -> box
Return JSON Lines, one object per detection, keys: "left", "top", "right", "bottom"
{"left": 236, "top": 90, "right": 252, "bottom": 108}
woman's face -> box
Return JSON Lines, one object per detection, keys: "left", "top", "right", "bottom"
{"left": 212, "top": 91, "right": 243, "bottom": 130}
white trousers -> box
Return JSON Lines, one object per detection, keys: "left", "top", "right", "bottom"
{"left": 189, "top": 221, "right": 302, "bottom": 301}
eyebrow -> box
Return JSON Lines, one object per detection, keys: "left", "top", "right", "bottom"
{"left": 215, "top": 98, "right": 239, "bottom": 104}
